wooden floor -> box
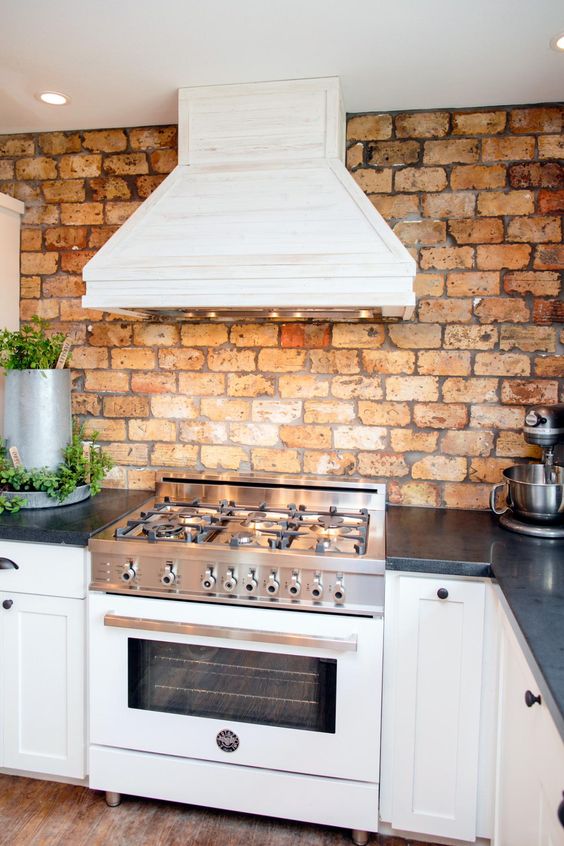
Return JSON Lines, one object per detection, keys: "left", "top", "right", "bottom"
{"left": 0, "top": 774, "right": 432, "bottom": 846}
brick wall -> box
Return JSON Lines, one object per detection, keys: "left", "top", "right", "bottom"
{"left": 0, "top": 106, "right": 562, "bottom": 509}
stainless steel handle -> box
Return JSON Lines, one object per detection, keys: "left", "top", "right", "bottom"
{"left": 103, "top": 613, "right": 358, "bottom": 653}
{"left": 0, "top": 558, "right": 19, "bottom": 570}
{"left": 490, "top": 483, "right": 509, "bottom": 516}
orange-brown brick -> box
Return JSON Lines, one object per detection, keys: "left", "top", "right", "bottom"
{"left": 420, "top": 246, "right": 473, "bottom": 270}
{"left": 347, "top": 114, "right": 392, "bottom": 141}
{"left": 388, "top": 324, "right": 442, "bottom": 349}
{"left": 449, "top": 218, "right": 503, "bottom": 245}
{"left": 414, "top": 274, "right": 444, "bottom": 297}
{"left": 346, "top": 143, "right": 363, "bottom": 169}
{"left": 278, "top": 375, "right": 329, "bottom": 398}
{"left": 446, "top": 272, "right": 500, "bottom": 296}
{"left": 395, "top": 112, "right": 450, "bottom": 138}
{"left": 369, "top": 141, "right": 420, "bottom": 166}
{"left": 452, "top": 111, "right": 506, "bottom": 135}
{"left": 482, "top": 137, "right": 535, "bottom": 161}
{"left": 358, "top": 401, "right": 410, "bottom": 426}
{"left": 42, "top": 180, "right": 85, "bottom": 203}
{"left": 476, "top": 244, "right": 531, "bottom": 270}
{"left": 500, "top": 380, "right": 558, "bottom": 405}
{"left": 507, "top": 216, "right": 561, "bottom": 243}
{"left": 474, "top": 297, "right": 529, "bottom": 323}
{"left": 534, "top": 245, "right": 564, "bottom": 270}
{"left": 390, "top": 430, "right": 438, "bottom": 453}
{"left": 474, "top": 353, "right": 530, "bottom": 376}
{"left": 443, "top": 484, "right": 491, "bottom": 510}
{"left": 332, "top": 323, "right": 385, "bottom": 348}
{"left": 310, "top": 350, "right": 359, "bottom": 374}
{"left": 257, "top": 349, "right": 305, "bottom": 372}
{"left": 353, "top": 168, "right": 392, "bottom": 194}
{"left": 538, "top": 190, "right": 564, "bottom": 214}
{"left": 418, "top": 298, "right": 473, "bottom": 323}
{"left": 413, "top": 403, "right": 468, "bottom": 429}
{"left": 393, "top": 220, "right": 446, "bottom": 245}
{"left": 451, "top": 165, "right": 506, "bottom": 191}
{"left": 231, "top": 323, "right": 278, "bottom": 347}
{"left": 371, "top": 194, "right": 420, "bottom": 218}
{"left": 83, "top": 129, "right": 128, "bottom": 152}
{"left": 303, "top": 451, "right": 356, "bottom": 476}
{"left": 503, "top": 271, "right": 561, "bottom": 296}
{"left": 418, "top": 351, "right": 471, "bottom": 376}
{"left": 442, "top": 377, "right": 498, "bottom": 403}
{"left": 362, "top": 350, "right": 416, "bottom": 373}
{"left": 469, "top": 457, "right": 518, "bottom": 483}
{"left": 477, "top": 191, "right": 534, "bottom": 216}
{"left": 509, "top": 107, "right": 562, "bottom": 134}
{"left": 181, "top": 324, "right": 228, "bottom": 347}
{"left": 395, "top": 167, "right": 447, "bottom": 193}
{"left": 103, "top": 396, "right": 149, "bottom": 418}
{"left": 385, "top": 375, "right": 439, "bottom": 401}
{"left": 280, "top": 425, "right": 332, "bottom": 449}
{"left": 534, "top": 356, "right": 564, "bottom": 377}
{"left": 129, "top": 126, "right": 177, "bottom": 149}
{"left": 227, "top": 374, "right": 275, "bottom": 397}
{"left": 500, "top": 325, "right": 555, "bottom": 352}
{"left": 201, "top": 446, "right": 248, "bottom": 470}
{"left": 412, "top": 455, "right": 467, "bottom": 482}
{"left": 104, "top": 153, "right": 148, "bottom": 176}
{"left": 59, "top": 154, "right": 102, "bottom": 178}
{"left": 441, "top": 430, "right": 494, "bottom": 457}
{"left": 423, "top": 139, "right": 479, "bottom": 165}
{"left": 251, "top": 449, "right": 300, "bottom": 474}
{"left": 422, "top": 193, "right": 476, "bottom": 219}
{"left": 15, "top": 157, "right": 57, "bottom": 180}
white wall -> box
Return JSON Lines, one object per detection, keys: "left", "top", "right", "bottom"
{"left": 0, "top": 193, "right": 24, "bottom": 437}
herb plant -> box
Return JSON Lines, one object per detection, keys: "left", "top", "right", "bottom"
{"left": 0, "top": 424, "right": 113, "bottom": 514}
{"left": 0, "top": 316, "right": 69, "bottom": 370}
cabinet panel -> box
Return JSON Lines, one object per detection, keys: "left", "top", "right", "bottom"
{"left": 2, "top": 592, "right": 86, "bottom": 778}
{"left": 390, "top": 575, "right": 485, "bottom": 841}
{"left": 495, "top": 611, "right": 564, "bottom": 846}
{"left": 0, "top": 540, "right": 87, "bottom": 599}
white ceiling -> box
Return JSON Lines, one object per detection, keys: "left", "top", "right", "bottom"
{"left": 1, "top": 0, "right": 563, "bottom": 134}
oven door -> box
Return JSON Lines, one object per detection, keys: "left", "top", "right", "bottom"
{"left": 89, "top": 592, "right": 382, "bottom": 782}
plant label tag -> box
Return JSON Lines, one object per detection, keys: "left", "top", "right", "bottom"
{"left": 82, "top": 441, "right": 92, "bottom": 483}
{"left": 56, "top": 338, "right": 72, "bottom": 369}
{"left": 9, "top": 447, "right": 23, "bottom": 468}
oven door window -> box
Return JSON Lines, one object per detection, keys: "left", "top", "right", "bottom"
{"left": 128, "top": 639, "right": 337, "bottom": 733}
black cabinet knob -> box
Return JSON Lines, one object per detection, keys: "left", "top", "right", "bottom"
{"left": 558, "top": 793, "right": 564, "bottom": 827}
{"left": 437, "top": 588, "right": 449, "bottom": 599}
{"left": 525, "top": 689, "right": 542, "bottom": 708}
{"left": 2, "top": 599, "right": 13, "bottom": 610}
{"left": 0, "top": 558, "right": 18, "bottom": 570}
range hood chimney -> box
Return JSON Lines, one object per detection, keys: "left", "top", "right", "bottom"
{"left": 82, "top": 77, "right": 416, "bottom": 321}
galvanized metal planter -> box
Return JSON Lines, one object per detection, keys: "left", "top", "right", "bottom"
{"left": 3, "top": 369, "right": 72, "bottom": 470}
{"left": 1, "top": 484, "right": 91, "bottom": 510}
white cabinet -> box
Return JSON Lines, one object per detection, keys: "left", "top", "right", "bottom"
{"left": 494, "top": 606, "right": 564, "bottom": 846}
{"left": 0, "top": 191, "right": 24, "bottom": 437}
{"left": 380, "top": 572, "right": 488, "bottom": 841}
{"left": 0, "top": 540, "right": 87, "bottom": 780}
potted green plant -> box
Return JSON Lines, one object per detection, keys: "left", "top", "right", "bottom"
{"left": 0, "top": 423, "right": 113, "bottom": 513}
{"left": 0, "top": 316, "right": 72, "bottom": 470}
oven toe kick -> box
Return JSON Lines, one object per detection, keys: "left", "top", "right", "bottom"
{"left": 89, "top": 745, "right": 380, "bottom": 836}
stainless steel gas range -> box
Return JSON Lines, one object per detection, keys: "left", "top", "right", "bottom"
{"left": 88, "top": 473, "right": 386, "bottom": 845}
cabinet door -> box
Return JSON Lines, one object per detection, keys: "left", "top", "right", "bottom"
{"left": 390, "top": 576, "right": 485, "bottom": 841}
{"left": 1, "top": 592, "right": 86, "bottom": 778}
{"left": 495, "top": 613, "right": 564, "bottom": 846}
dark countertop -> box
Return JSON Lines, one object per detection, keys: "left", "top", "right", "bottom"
{"left": 386, "top": 505, "right": 564, "bottom": 739}
{"left": 0, "top": 488, "right": 152, "bottom": 546}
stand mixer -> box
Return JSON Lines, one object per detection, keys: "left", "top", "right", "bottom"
{"left": 491, "top": 403, "right": 564, "bottom": 539}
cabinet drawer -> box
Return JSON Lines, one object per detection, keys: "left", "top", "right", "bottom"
{"left": 0, "top": 540, "right": 87, "bottom": 598}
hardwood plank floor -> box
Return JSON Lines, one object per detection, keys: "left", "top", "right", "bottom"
{"left": 0, "top": 774, "right": 433, "bottom": 846}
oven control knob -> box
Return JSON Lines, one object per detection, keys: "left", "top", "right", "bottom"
{"left": 243, "top": 571, "right": 258, "bottom": 594}
{"left": 266, "top": 572, "right": 280, "bottom": 596}
{"left": 223, "top": 569, "right": 237, "bottom": 593}
{"left": 121, "top": 561, "right": 137, "bottom": 583}
{"left": 161, "top": 563, "right": 176, "bottom": 586}
{"left": 201, "top": 568, "right": 216, "bottom": 592}
{"left": 288, "top": 572, "right": 301, "bottom": 597}
{"left": 311, "top": 574, "right": 323, "bottom": 599}
{"left": 334, "top": 577, "right": 345, "bottom": 603}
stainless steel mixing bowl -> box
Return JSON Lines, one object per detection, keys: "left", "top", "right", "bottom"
{"left": 490, "top": 463, "right": 564, "bottom": 524}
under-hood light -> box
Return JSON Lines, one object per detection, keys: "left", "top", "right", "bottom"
{"left": 550, "top": 32, "right": 564, "bottom": 51}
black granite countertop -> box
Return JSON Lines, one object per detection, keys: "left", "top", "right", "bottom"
{"left": 0, "top": 488, "right": 152, "bottom": 546}
{"left": 386, "top": 505, "right": 564, "bottom": 739}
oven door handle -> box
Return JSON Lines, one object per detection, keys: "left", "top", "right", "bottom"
{"left": 103, "top": 613, "right": 358, "bottom": 653}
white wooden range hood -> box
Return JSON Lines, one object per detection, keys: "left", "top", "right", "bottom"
{"left": 82, "top": 77, "right": 416, "bottom": 321}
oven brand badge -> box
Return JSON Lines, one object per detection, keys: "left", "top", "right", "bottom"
{"left": 216, "top": 729, "right": 240, "bottom": 752}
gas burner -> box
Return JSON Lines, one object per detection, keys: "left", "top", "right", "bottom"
{"left": 309, "top": 523, "right": 352, "bottom": 536}
{"left": 147, "top": 522, "right": 186, "bottom": 539}
{"left": 176, "top": 509, "right": 199, "bottom": 522}
{"left": 230, "top": 531, "right": 256, "bottom": 547}
{"left": 245, "top": 511, "right": 268, "bottom": 523}
{"left": 317, "top": 515, "right": 345, "bottom": 530}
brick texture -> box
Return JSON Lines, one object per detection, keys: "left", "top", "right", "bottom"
{"left": 1, "top": 104, "right": 562, "bottom": 510}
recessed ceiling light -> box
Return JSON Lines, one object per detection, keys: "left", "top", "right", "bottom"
{"left": 549, "top": 32, "right": 564, "bottom": 51}
{"left": 37, "top": 91, "right": 71, "bottom": 106}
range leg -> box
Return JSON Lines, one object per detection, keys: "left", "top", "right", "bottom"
{"left": 351, "top": 830, "right": 369, "bottom": 845}
{"left": 105, "top": 791, "right": 122, "bottom": 807}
